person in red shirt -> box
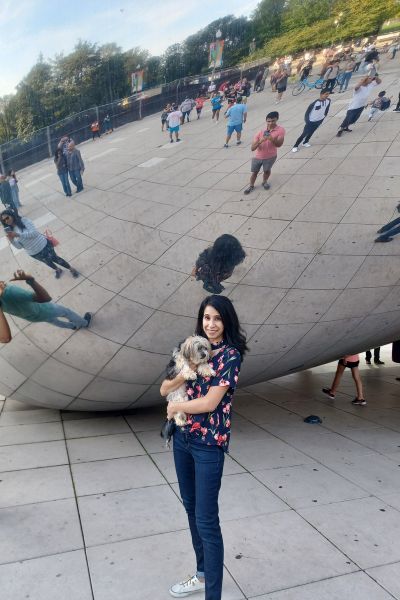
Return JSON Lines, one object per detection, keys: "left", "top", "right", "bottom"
{"left": 244, "top": 111, "right": 285, "bottom": 194}
{"left": 195, "top": 97, "right": 206, "bottom": 119}
{"left": 90, "top": 121, "right": 100, "bottom": 141}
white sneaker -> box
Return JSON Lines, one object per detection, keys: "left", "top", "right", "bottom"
{"left": 302, "top": 142, "right": 311, "bottom": 147}
{"left": 169, "top": 575, "right": 205, "bottom": 597}
{"left": 292, "top": 147, "right": 298, "bottom": 152}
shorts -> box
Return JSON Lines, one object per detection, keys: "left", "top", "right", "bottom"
{"left": 251, "top": 156, "right": 277, "bottom": 173}
{"left": 212, "top": 107, "right": 221, "bottom": 114}
{"left": 276, "top": 85, "right": 287, "bottom": 92}
{"left": 169, "top": 125, "right": 180, "bottom": 133}
{"left": 227, "top": 123, "right": 243, "bottom": 135}
{"left": 338, "top": 359, "right": 359, "bottom": 369}
{"left": 196, "top": 107, "right": 202, "bottom": 113}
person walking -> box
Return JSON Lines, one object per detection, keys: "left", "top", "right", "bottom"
{"left": 0, "top": 270, "right": 91, "bottom": 336}
{"left": 254, "top": 69, "right": 264, "bottom": 92}
{"left": 7, "top": 170, "right": 21, "bottom": 208}
{"left": 161, "top": 104, "right": 172, "bottom": 131}
{"left": 0, "top": 175, "right": 17, "bottom": 211}
{"left": 300, "top": 61, "right": 313, "bottom": 81}
{"left": 323, "top": 61, "right": 339, "bottom": 93}
{"left": 275, "top": 68, "right": 288, "bottom": 103}
{"left": 365, "top": 348, "right": 384, "bottom": 365}
{"left": 195, "top": 97, "right": 205, "bottom": 119}
{"left": 210, "top": 93, "right": 223, "bottom": 122}
{"left": 260, "top": 65, "right": 269, "bottom": 91}
{"left": 339, "top": 58, "right": 355, "bottom": 92}
{"left": 292, "top": 89, "right": 331, "bottom": 152}
{"left": 58, "top": 135, "right": 73, "bottom": 157}
{"left": 166, "top": 105, "right": 183, "bottom": 143}
{"left": 1, "top": 209, "right": 79, "bottom": 279}
{"left": 244, "top": 111, "right": 285, "bottom": 194}
{"left": 223, "top": 96, "right": 247, "bottom": 147}
{"left": 180, "top": 98, "right": 196, "bottom": 123}
{"left": 353, "top": 51, "right": 364, "bottom": 72}
{"left": 67, "top": 141, "right": 85, "bottom": 192}
{"left": 54, "top": 148, "right": 72, "bottom": 197}
{"left": 103, "top": 114, "right": 113, "bottom": 134}
{"left": 90, "top": 120, "right": 101, "bottom": 140}
{"left": 336, "top": 75, "right": 381, "bottom": 137}
{"left": 322, "top": 354, "right": 366, "bottom": 406}
{"left": 375, "top": 212, "right": 400, "bottom": 243}
{"left": 161, "top": 294, "right": 247, "bottom": 600}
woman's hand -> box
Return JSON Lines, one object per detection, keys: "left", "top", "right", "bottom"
{"left": 167, "top": 402, "right": 182, "bottom": 421}
{"left": 6, "top": 232, "right": 18, "bottom": 239}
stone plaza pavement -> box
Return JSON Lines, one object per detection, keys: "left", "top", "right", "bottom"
{"left": 1, "top": 348, "right": 400, "bottom": 599}
{"left": 1, "top": 54, "right": 400, "bottom": 598}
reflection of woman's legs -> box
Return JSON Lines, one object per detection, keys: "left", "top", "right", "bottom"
{"left": 351, "top": 367, "right": 364, "bottom": 399}
{"left": 330, "top": 363, "right": 346, "bottom": 394}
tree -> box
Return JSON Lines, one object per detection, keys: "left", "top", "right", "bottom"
{"left": 252, "top": 0, "right": 286, "bottom": 45}
{"left": 283, "top": 0, "right": 331, "bottom": 31}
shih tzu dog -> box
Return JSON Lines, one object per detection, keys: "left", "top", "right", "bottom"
{"left": 165, "top": 335, "right": 216, "bottom": 426}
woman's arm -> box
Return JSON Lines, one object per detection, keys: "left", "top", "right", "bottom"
{"left": 167, "top": 385, "right": 228, "bottom": 419}
{"left": 12, "top": 219, "right": 41, "bottom": 241}
{"left": 160, "top": 374, "right": 186, "bottom": 397}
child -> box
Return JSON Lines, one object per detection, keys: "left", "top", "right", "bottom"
{"left": 161, "top": 105, "right": 171, "bottom": 131}
{"left": 322, "top": 354, "right": 366, "bottom": 406}
{"left": 195, "top": 97, "right": 205, "bottom": 119}
{"left": 368, "top": 91, "right": 392, "bottom": 121}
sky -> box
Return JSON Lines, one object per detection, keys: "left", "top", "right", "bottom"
{"left": 0, "top": 0, "right": 260, "bottom": 96}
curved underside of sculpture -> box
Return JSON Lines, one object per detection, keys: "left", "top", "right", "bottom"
{"left": 1, "top": 63, "right": 400, "bottom": 410}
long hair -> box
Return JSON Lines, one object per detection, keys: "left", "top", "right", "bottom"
{"left": 195, "top": 295, "right": 248, "bottom": 359}
{"left": 201, "top": 234, "right": 245, "bottom": 277}
{"left": 0, "top": 208, "right": 25, "bottom": 230}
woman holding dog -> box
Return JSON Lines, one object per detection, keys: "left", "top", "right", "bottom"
{"left": 161, "top": 295, "right": 247, "bottom": 600}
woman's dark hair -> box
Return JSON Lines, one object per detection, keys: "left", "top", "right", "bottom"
{"left": 54, "top": 147, "right": 62, "bottom": 161}
{"left": 205, "top": 234, "right": 245, "bottom": 275}
{"left": 195, "top": 295, "right": 248, "bottom": 359}
{"left": 0, "top": 208, "right": 25, "bottom": 230}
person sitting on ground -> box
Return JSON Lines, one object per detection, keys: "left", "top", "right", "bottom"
{"left": 192, "top": 234, "right": 246, "bottom": 294}
{"left": 322, "top": 354, "right": 366, "bottom": 406}
{"left": 0, "top": 270, "right": 92, "bottom": 340}
{"left": 367, "top": 90, "right": 392, "bottom": 121}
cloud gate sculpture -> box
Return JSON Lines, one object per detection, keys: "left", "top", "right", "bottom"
{"left": 1, "top": 82, "right": 400, "bottom": 411}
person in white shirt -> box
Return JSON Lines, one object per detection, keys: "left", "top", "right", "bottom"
{"left": 336, "top": 75, "right": 381, "bottom": 137}
{"left": 166, "top": 105, "right": 183, "bottom": 143}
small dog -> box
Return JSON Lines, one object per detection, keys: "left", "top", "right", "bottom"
{"left": 165, "top": 335, "right": 215, "bottom": 426}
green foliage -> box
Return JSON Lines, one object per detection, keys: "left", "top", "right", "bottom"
{"left": 0, "top": 0, "right": 397, "bottom": 144}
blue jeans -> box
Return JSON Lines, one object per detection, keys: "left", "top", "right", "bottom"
{"left": 339, "top": 71, "right": 352, "bottom": 92}
{"left": 173, "top": 428, "right": 225, "bottom": 600}
{"left": 376, "top": 216, "right": 400, "bottom": 241}
{"left": 69, "top": 169, "right": 83, "bottom": 191}
{"left": 46, "top": 303, "right": 88, "bottom": 329}
{"left": 58, "top": 171, "right": 72, "bottom": 196}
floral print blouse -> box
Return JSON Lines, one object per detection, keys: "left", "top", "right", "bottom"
{"left": 182, "top": 339, "right": 241, "bottom": 452}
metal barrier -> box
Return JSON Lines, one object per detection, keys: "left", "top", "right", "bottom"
{"left": 0, "top": 62, "right": 267, "bottom": 174}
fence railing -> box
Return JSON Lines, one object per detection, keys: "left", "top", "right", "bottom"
{"left": 0, "top": 62, "right": 267, "bottom": 174}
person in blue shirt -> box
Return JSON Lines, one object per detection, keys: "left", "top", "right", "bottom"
{"left": 210, "top": 93, "right": 223, "bottom": 122}
{"left": 223, "top": 96, "right": 247, "bottom": 147}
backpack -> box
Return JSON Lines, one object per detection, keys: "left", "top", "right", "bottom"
{"left": 381, "top": 98, "right": 391, "bottom": 111}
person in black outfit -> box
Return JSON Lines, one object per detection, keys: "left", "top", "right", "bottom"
{"left": 192, "top": 234, "right": 246, "bottom": 294}
{"left": 292, "top": 90, "right": 331, "bottom": 151}
{"left": 365, "top": 348, "right": 384, "bottom": 365}
{"left": 393, "top": 93, "right": 400, "bottom": 112}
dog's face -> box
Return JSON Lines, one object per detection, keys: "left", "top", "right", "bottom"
{"left": 181, "top": 336, "right": 212, "bottom": 365}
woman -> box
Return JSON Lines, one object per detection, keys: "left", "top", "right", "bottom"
{"left": 192, "top": 234, "right": 246, "bottom": 294}
{"left": 54, "top": 148, "right": 72, "bottom": 197}
{"left": 275, "top": 68, "right": 288, "bottom": 103}
{"left": 1, "top": 209, "right": 79, "bottom": 279}
{"left": 322, "top": 353, "right": 366, "bottom": 406}
{"left": 210, "top": 92, "right": 223, "bottom": 122}
{"left": 161, "top": 295, "right": 247, "bottom": 600}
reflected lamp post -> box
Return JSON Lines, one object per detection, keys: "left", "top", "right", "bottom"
{"left": 211, "top": 28, "right": 222, "bottom": 80}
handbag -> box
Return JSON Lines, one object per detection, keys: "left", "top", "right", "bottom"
{"left": 160, "top": 418, "right": 176, "bottom": 449}
{"left": 44, "top": 228, "right": 59, "bottom": 247}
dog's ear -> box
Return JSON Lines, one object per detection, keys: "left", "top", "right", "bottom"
{"left": 180, "top": 338, "right": 192, "bottom": 361}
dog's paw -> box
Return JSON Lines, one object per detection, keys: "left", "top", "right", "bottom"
{"left": 182, "top": 368, "right": 197, "bottom": 380}
{"left": 197, "top": 364, "right": 216, "bottom": 377}
{"left": 175, "top": 412, "right": 187, "bottom": 426}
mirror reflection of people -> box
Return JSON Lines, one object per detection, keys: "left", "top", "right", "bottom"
{"left": 365, "top": 347, "right": 384, "bottom": 365}
{"left": 0, "top": 270, "right": 92, "bottom": 340}
{"left": 192, "top": 234, "right": 246, "bottom": 294}
{"left": 67, "top": 141, "right": 85, "bottom": 193}
{"left": 160, "top": 295, "right": 248, "bottom": 600}
{"left": 322, "top": 354, "right": 366, "bottom": 406}
{"left": 1, "top": 209, "right": 79, "bottom": 280}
